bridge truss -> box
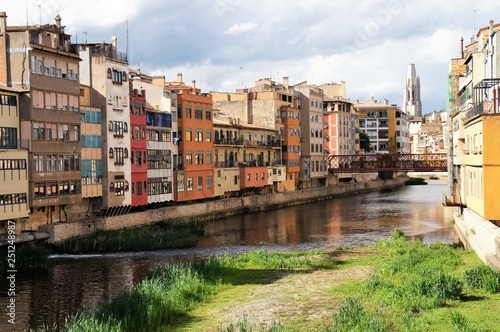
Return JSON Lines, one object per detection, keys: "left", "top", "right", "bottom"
{"left": 328, "top": 153, "right": 447, "bottom": 173}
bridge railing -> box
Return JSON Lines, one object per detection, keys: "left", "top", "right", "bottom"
{"left": 328, "top": 153, "right": 447, "bottom": 172}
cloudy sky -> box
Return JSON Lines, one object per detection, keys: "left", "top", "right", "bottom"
{"left": 3, "top": 0, "right": 499, "bottom": 113}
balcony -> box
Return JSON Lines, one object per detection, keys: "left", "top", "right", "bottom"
{"left": 465, "top": 103, "right": 483, "bottom": 122}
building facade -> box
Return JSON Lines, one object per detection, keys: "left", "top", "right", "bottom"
{"left": 355, "top": 98, "right": 410, "bottom": 154}
{"left": 0, "top": 87, "right": 30, "bottom": 232}
{"left": 293, "top": 82, "right": 328, "bottom": 188}
{"left": 166, "top": 75, "right": 214, "bottom": 202}
{"left": 1, "top": 13, "right": 82, "bottom": 225}
{"left": 78, "top": 38, "right": 131, "bottom": 216}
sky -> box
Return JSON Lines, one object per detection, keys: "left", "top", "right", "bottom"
{"left": 2, "top": 0, "right": 500, "bottom": 113}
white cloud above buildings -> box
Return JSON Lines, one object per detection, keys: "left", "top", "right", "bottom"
{"left": 3, "top": 0, "right": 500, "bottom": 112}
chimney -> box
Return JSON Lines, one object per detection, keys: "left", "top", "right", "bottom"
{"left": 192, "top": 80, "right": 196, "bottom": 89}
{"left": 177, "top": 73, "right": 183, "bottom": 83}
{"left": 55, "top": 15, "right": 61, "bottom": 28}
{"left": 0, "top": 12, "right": 7, "bottom": 86}
{"left": 460, "top": 37, "right": 464, "bottom": 59}
{"left": 111, "top": 36, "right": 117, "bottom": 50}
{"left": 283, "top": 76, "right": 289, "bottom": 89}
{"left": 490, "top": 19, "right": 494, "bottom": 36}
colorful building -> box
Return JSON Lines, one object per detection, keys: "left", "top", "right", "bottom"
{"left": 78, "top": 37, "right": 131, "bottom": 216}
{"left": 293, "top": 82, "right": 328, "bottom": 188}
{"left": 354, "top": 98, "right": 410, "bottom": 154}
{"left": 129, "top": 86, "right": 148, "bottom": 207}
{"left": 166, "top": 74, "right": 214, "bottom": 202}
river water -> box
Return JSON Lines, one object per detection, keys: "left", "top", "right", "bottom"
{"left": 1, "top": 180, "right": 458, "bottom": 331}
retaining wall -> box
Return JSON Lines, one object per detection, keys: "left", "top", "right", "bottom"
{"left": 40, "top": 177, "right": 408, "bottom": 242}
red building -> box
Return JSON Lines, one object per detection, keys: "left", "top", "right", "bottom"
{"left": 130, "top": 88, "right": 148, "bottom": 206}
{"left": 167, "top": 74, "right": 214, "bottom": 202}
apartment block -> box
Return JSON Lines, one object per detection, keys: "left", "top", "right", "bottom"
{"left": 78, "top": 38, "right": 131, "bottom": 215}
{"left": 355, "top": 98, "right": 410, "bottom": 154}
{"left": 293, "top": 82, "right": 328, "bottom": 188}
{"left": 0, "top": 13, "right": 82, "bottom": 225}
{"left": 166, "top": 75, "right": 214, "bottom": 202}
{"left": 213, "top": 115, "right": 281, "bottom": 196}
{"left": 133, "top": 74, "right": 177, "bottom": 205}
{"left": 0, "top": 87, "right": 29, "bottom": 232}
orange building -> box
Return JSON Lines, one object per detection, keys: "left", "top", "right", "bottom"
{"left": 167, "top": 74, "right": 214, "bottom": 202}
{"left": 279, "top": 105, "right": 301, "bottom": 190}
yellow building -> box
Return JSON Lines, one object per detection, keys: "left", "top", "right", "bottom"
{"left": 0, "top": 87, "right": 30, "bottom": 233}
{"left": 446, "top": 20, "right": 500, "bottom": 269}
{"left": 213, "top": 115, "right": 282, "bottom": 197}
{"left": 354, "top": 98, "right": 410, "bottom": 154}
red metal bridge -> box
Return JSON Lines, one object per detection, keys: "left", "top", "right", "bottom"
{"left": 328, "top": 153, "right": 447, "bottom": 173}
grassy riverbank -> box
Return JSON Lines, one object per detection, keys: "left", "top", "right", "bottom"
{"left": 38, "top": 230, "right": 500, "bottom": 332}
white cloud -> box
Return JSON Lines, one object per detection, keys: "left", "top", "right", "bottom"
{"left": 223, "top": 22, "right": 258, "bottom": 36}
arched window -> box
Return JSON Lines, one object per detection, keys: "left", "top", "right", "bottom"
{"left": 107, "top": 68, "right": 112, "bottom": 79}
{"left": 124, "top": 148, "right": 128, "bottom": 158}
{"left": 109, "top": 182, "right": 114, "bottom": 191}
{"left": 124, "top": 122, "right": 128, "bottom": 132}
{"left": 109, "top": 148, "right": 114, "bottom": 158}
{"left": 108, "top": 121, "right": 113, "bottom": 131}
{"left": 124, "top": 181, "right": 129, "bottom": 191}
{"left": 122, "top": 71, "right": 127, "bottom": 82}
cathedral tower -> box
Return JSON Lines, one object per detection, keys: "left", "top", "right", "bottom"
{"left": 403, "top": 64, "right": 422, "bottom": 117}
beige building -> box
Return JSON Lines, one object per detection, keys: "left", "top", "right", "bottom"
{"left": 212, "top": 77, "right": 298, "bottom": 191}
{"left": 213, "top": 115, "right": 282, "bottom": 196}
{"left": 293, "top": 82, "right": 328, "bottom": 188}
{"left": 0, "top": 87, "right": 29, "bottom": 232}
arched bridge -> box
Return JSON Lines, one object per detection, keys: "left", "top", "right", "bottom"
{"left": 328, "top": 153, "right": 447, "bottom": 173}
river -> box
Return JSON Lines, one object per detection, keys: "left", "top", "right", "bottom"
{"left": 0, "top": 180, "right": 458, "bottom": 331}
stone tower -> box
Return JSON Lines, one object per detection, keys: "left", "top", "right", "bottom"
{"left": 403, "top": 64, "right": 422, "bottom": 117}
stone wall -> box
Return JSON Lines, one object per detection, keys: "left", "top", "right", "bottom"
{"left": 40, "top": 177, "right": 407, "bottom": 242}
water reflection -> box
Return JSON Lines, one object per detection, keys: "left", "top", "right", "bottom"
{"left": 0, "top": 181, "right": 457, "bottom": 331}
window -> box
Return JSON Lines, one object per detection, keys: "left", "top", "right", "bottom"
{"left": 115, "top": 148, "right": 124, "bottom": 165}
{"left": 206, "top": 108, "right": 211, "bottom": 120}
{"left": 135, "top": 151, "right": 142, "bottom": 166}
{"left": 177, "top": 172, "right": 185, "bottom": 192}
{"left": 207, "top": 176, "right": 213, "bottom": 189}
{"left": 195, "top": 106, "right": 203, "bottom": 119}
{"left": 187, "top": 177, "right": 193, "bottom": 191}
{"left": 34, "top": 154, "right": 45, "bottom": 172}
{"left": 186, "top": 128, "right": 192, "bottom": 141}
{"left": 206, "top": 130, "right": 212, "bottom": 142}
{"left": 207, "top": 152, "right": 212, "bottom": 164}
{"left": 186, "top": 151, "right": 192, "bottom": 165}
{"left": 197, "top": 176, "right": 203, "bottom": 190}
{"left": 109, "top": 148, "right": 114, "bottom": 158}
{"left": 0, "top": 127, "right": 17, "bottom": 149}
{"left": 136, "top": 181, "right": 142, "bottom": 195}
{"left": 195, "top": 129, "right": 203, "bottom": 142}
{"left": 196, "top": 151, "right": 203, "bottom": 164}
{"left": 185, "top": 106, "right": 192, "bottom": 118}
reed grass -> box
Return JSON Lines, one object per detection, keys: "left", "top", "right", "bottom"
{"left": 53, "top": 221, "right": 203, "bottom": 253}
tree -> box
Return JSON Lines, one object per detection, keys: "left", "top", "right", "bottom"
{"left": 359, "top": 130, "right": 372, "bottom": 152}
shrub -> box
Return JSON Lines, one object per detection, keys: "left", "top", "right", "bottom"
{"left": 463, "top": 265, "right": 500, "bottom": 293}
